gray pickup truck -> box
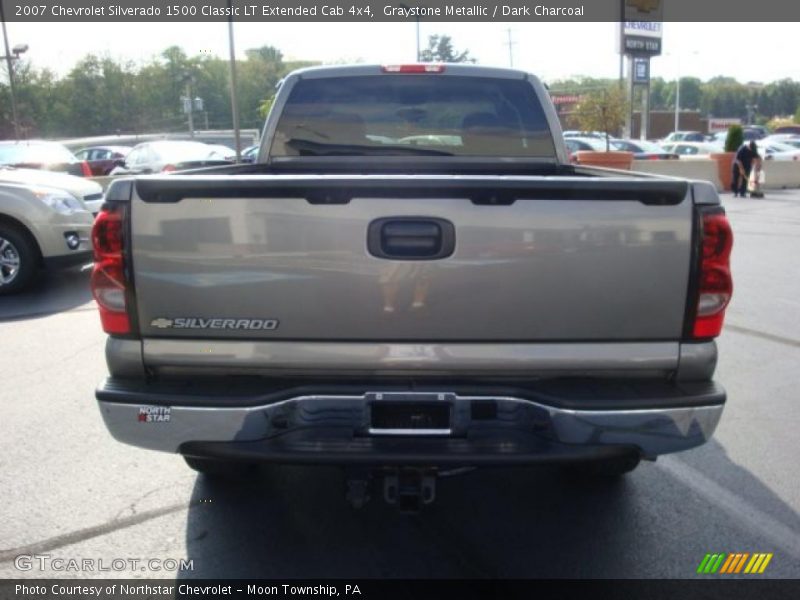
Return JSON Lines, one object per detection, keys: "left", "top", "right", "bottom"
{"left": 93, "top": 64, "right": 733, "bottom": 509}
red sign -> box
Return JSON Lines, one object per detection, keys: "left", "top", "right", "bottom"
{"left": 708, "top": 118, "right": 742, "bottom": 133}
{"left": 551, "top": 95, "right": 582, "bottom": 105}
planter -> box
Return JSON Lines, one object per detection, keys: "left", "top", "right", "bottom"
{"left": 574, "top": 151, "right": 634, "bottom": 170}
{"left": 710, "top": 152, "right": 735, "bottom": 192}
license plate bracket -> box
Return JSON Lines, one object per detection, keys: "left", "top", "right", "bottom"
{"left": 367, "top": 392, "right": 453, "bottom": 435}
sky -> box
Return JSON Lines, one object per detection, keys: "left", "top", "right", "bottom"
{"left": 2, "top": 21, "right": 797, "bottom": 84}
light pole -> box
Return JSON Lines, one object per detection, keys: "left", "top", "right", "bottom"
{"left": 667, "top": 50, "right": 698, "bottom": 133}
{"left": 746, "top": 104, "right": 758, "bottom": 126}
{"left": 398, "top": 4, "right": 420, "bottom": 61}
{"left": 0, "top": 2, "right": 27, "bottom": 139}
{"left": 180, "top": 72, "right": 196, "bottom": 138}
{"left": 506, "top": 28, "right": 516, "bottom": 67}
{"left": 674, "top": 70, "right": 680, "bottom": 133}
{"left": 415, "top": 14, "right": 420, "bottom": 61}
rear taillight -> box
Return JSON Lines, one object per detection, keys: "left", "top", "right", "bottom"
{"left": 381, "top": 64, "right": 445, "bottom": 74}
{"left": 81, "top": 161, "right": 92, "bottom": 177}
{"left": 91, "top": 205, "right": 131, "bottom": 334}
{"left": 693, "top": 210, "right": 733, "bottom": 338}
{"left": 162, "top": 164, "right": 177, "bottom": 173}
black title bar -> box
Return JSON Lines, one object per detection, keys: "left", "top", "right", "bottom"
{"left": 2, "top": 579, "right": 800, "bottom": 600}
{"left": 2, "top": 0, "right": 800, "bottom": 22}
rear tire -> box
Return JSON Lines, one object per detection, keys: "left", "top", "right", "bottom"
{"left": 563, "top": 454, "right": 641, "bottom": 479}
{"left": 183, "top": 456, "right": 256, "bottom": 479}
{"left": 0, "top": 224, "right": 38, "bottom": 295}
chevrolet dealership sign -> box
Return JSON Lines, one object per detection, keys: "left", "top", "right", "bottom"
{"left": 620, "top": 0, "right": 663, "bottom": 57}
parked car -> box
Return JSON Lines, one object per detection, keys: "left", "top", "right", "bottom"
{"left": 706, "top": 131, "right": 728, "bottom": 145}
{"left": 661, "top": 131, "right": 705, "bottom": 143}
{"left": 0, "top": 167, "right": 104, "bottom": 214}
{"left": 563, "top": 130, "right": 608, "bottom": 139}
{"left": 610, "top": 139, "right": 678, "bottom": 160}
{"left": 661, "top": 142, "right": 720, "bottom": 157}
{"left": 773, "top": 125, "right": 800, "bottom": 136}
{"left": 203, "top": 144, "right": 238, "bottom": 161}
{"left": 109, "top": 141, "right": 234, "bottom": 175}
{"left": 701, "top": 128, "right": 765, "bottom": 145}
{"left": 755, "top": 140, "right": 800, "bottom": 161}
{"left": 241, "top": 145, "right": 259, "bottom": 163}
{"left": 0, "top": 140, "right": 92, "bottom": 177}
{"left": 74, "top": 146, "right": 131, "bottom": 176}
{"left": 770, "top": 137, "right": 800, "bottom": 150}
{"left": 761, "top": 134, "right": 800, "bottom": 145}
{"left": 563, "top": 137, "right": 609, "bottom": 162}
{"left": 93, "top": 64, "right": 732, "bottom": 508}
{"left": 742, "top": 127, "right": 767, "bottom": 141}
{"left": 0, "top": 174, "right": 97, "bottom": 294}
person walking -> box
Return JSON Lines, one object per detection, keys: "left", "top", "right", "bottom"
{"left": 732, "top": 141, "right": 759, "bottom": 197}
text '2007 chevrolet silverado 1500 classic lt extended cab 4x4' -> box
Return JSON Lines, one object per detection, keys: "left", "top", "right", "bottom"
{"left": 92, "top": 64, "right": 733, "bottom": 509}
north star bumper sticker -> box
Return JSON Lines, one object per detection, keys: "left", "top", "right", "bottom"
{"left": 138, "top": 406, "right": 171, "bottom": 423}
{"left": 150, "top": 317, "right": 279, "bottom": 330}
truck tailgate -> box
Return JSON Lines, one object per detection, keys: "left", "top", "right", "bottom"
{"left": 130, "top": 175, "right": 693, "bottom": 342}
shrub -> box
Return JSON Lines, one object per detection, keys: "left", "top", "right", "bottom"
{"left": 724, "top": 125, "right": 743, "bottom": 153}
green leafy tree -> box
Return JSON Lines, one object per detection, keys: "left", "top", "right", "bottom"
{"left": 15, "top": 49, "right": 800, "bottom": 142}
{"left": 767, "top": 116, "right": 796, "bottom": 130}
{"left": 258, "top": 95, "right": 275, "bottom": 120}
{"left": 420, "top": 35, "right": 475, "bottom": 63}
{"left": 573, "top": 86, "right": 628, "bottom": 150}
{"left": 245, "top": 46, "right": 283, "bottom": 63}
{"left": 667, "top": 77, "right": 702, "bottom": 110}
{"left": 649, "top": 77, "right": 668, "bottom": 110}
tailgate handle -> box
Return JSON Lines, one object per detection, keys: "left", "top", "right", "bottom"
{"left": 368, "top": 217, "right": 455, "bottom": 260}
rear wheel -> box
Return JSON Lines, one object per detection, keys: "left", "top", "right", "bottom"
{"left": 563, "top": 454, "right": 641, "bottom": 479}
{"left": 183, "top": 456, "right": 255, "bottom": 479}
{"left": 0, "top": 224, "right": 38, "bottom": 295}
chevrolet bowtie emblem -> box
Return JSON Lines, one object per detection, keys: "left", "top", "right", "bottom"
{"left": 627, "top": 0, "right": 660, "bottom": 13}
{"left": 150, "top": 318, "right": 174, "bottom": 329}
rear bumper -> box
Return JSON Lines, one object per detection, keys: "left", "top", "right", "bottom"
{"left": 96, "top": 378, "right": 725, "bottom": 462}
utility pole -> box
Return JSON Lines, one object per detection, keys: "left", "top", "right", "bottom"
{"left": 227, "top": 0, "right": 242, "bottom": 162}
{"left": 618, "top": 0, "right": 624, "bottom": 90}
{"left": 626, "top": 56, "right": 634, "bottom": 139}
{"left": 399, "top": 4, "right": 421, "bottom": 61}
{"left": 0, "top": 2, "right": 21, "bottom": 139}
{"left": 186, "top": 80, "right": 195, "bottom": 138}
{"left": 505, "top": 28, "right": 516, "bottom": 67}
{"left": 415, "top": 15, "right": 420, "bottom": 61}
{"left": 181, "top": 74, "right": 195, "bottom": 139}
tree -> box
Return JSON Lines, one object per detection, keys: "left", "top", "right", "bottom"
{"left": 245, "top": 46, "right": 283, "bottom": 64}
{"left": 419, "top": 35, "right": 475, "bottom": 63}
{"left": 649, "top": 77, "right": 669, "bottom": 110}
{"left": 257, "top": 95, "right": 275, "bottom": 120}
{"left": 666, "top": 77, "right": 702, "bottom": 110}
{"left": 767, "top": 116, "right": 796, "bottom": 130}
{"left": 573, "top": 86, "right": 628, "bottom": 150}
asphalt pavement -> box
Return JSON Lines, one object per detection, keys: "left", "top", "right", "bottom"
{"left": 1, "top": 190, "right": 799, "bottom": 579}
